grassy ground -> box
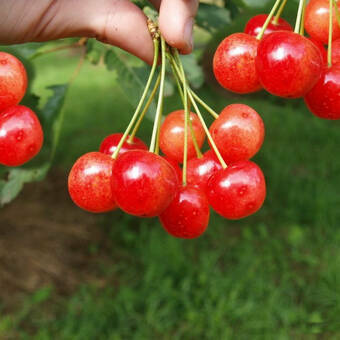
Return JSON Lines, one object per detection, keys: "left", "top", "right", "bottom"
{"left": 1, "top": 47, "right": 340, "bottom": 339}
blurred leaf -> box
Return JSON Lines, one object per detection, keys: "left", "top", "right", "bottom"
{"left": 196, "top": 4, "right": 231, "bottom": 32}
{"left": 180, "top": 54, "right": 204, "bottom": 89}
{"left": 0, "top": 42, "right": 45, "bottom": 59}
{"left": 85, "top": 39, "right": 107, "bottom": 65}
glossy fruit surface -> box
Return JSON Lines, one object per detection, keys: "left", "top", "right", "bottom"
{"left": 163, "top": 156, "right": 182, "bottom": 182}
{"left": 256, "top": 31, "right": 323, "bottom": 98}
{"left": 112, "top": 150, "right": 178, "bottom": 217}
{"left": 0, "top": 52, "right": 27, "bottom": 111}
{"left": 244, "top": 14, "right": 293, "bottom": 38}
{"left": 213, "top": 33, "right": 261, "bottom": 94}
{"left": 0, "top": 105, "right": 43, "bottom": 166}
{"left": 187, "top": 150, "right": 222, "bottom": 192}
{"left": 68, "top": 152, "right": 117, "bottom": 213}
{"left": 160, "top": 185, "right": 210, "bottom": 239}
{"left": 332, "top": 39, "right": 340, "bottom": 65}
{"left": 305, "top": 64, "right": 340, "bottom": 120}
{"left": 308, "top": 38, "right": 327, "bottom": 64}
{"left": 159, "top": 110, "right": 205, "bottom": 163}
{"left": 209, "top": 104, "right": 265, "bottom": 164}
{"left": 207, "top": 161, "right": 266, "bottom": 220}
{"left": 99, "top": 133, "right": 147, "bottom": 156}
{"left": 305, "top": 0, "right": 340, "bottom": 44}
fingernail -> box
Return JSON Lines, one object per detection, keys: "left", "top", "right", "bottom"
{"left": 184, "top": 18, "right": 194, "bottom": 50}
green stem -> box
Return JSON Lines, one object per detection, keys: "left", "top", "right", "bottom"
{"left": 128, "top": 73, "right": 161, "bottom": 142}
{"left": 150, "top": 37, "right": 166, "bottom": 153}
{"left": 273, "top": 0, "right": 288, "bottom": 24}
{"left": 328, "top": 0, "right": 334, "bottom": 67}
{"left": 112, "top": 38, "right": 159, "bottom": 159}
{"left": 334, "top": 0, "right": 340, "bottom": 27}
{"left": 294, "top": 0, "right": 305, "bottom": 33}
{"left": 256, "top": 0, "right": 283, "bottom": 40}
{"left": 299, "top": 0, "right": 307, "bottom": 35}
{"left": 189, "top": 117, "right": 203, "bottom": 158}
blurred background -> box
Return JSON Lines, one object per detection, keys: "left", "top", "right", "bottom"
{"left": 0, "top": 0, "right": 340, "bottom": 338}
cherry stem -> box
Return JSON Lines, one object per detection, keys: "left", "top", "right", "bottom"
{"left": 169, "top": 54, "right": 219, "bottom": 120}
{"left": 69, "top": 48, "right": 86, "bottom": 84}
{"left": 150, "top": 36, "right": 166, "bottom": 153}
{"left": 273, "top": 0, "right": 288, "bottom": 24}
{"left": 112, "top": 38, "right": 159, "bottom": 159}
{"left": 295, "top": 0, "right": 306, "bottom": 33}
{"left": 128, "top": 72, "right": 161, "bottom": 143}
{"left": 256, "top": 0, "right": 283, "bottom": 40}
{"left": 299, "top": 0, "right": 307, "bottom": 35}
{"left": 328, "top": 0, "right": 334, "bottom": 67}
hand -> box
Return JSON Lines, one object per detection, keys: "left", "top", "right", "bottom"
{"left": 0, "top": 0, "right": 199, "bottom": 64}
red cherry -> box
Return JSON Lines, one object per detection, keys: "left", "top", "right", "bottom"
{"left": 163, "top": 156, "right": 182, "bottom": 181}
{"left": 0, "top": 105, "right": 43, "bottom": 167}
{"left": 308, "top": 38, "right": 328, "bottom": 64}
{"left": 187, "top": 150, "right": 222, "bottom": 192}
{"left": 207, "top": 161, "right": 266, "bottom": 220}
{"left": 159, "top": 110, "right": 205, "bottom": 164}
{"left": 159, "top": 185, "right": 210, "bottom": 239}
{"left": 0, "top": 52, "right": 27, "bottom": 111}
{"left": 209, "top": 104, "right": 265, "bottom": 164}
{"left": 111, "top": 150, "right": 178, "bottom": 217}
{"left": 332, "top": 39, "right": 340, "bottom": 65}
{"left": 305, "top": 0, "right": 340, "bottom": 45}
{"left": 68, "top": 152, "right": 117, "bottom": 213}
{"left": 256, "top": 31, "right": 323, "bottom": 98}
{"left": 244, "top": 14, "right": 293, "bottom": 38}
{"left": 213, "top": 33, "right": 262, "bottom": 94}
{"left": 304, "top": 64, "right": 340, "bottom": 120}
{"left": 99, "top": 133, "right": 147, "bottom": 156}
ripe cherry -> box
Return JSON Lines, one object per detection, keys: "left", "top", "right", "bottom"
{"left": 308, "top": 38, "right": 328, "bottom": 64}
{"left": 207, "top": 161, "right": 266, "bottom": 220}
{"left": 68, "top": 152, "right": 117, "bottom": 213}
{"left": 305, "top": 0, "right": 340, "bottom": 44}
{"left": 159, "top": 185, "right": 210, "bottom": 239}
{"left": 0, "top": 105, "right": 43, "bottom": 167}
{"left": 99, "top": 133, "right": 147, "bottom": 156}
{"left": 159, "top": 110, "right": 205, "bottom": 164}
{"left": 163, "top": 156, "right": 182, "bottom": 181}
{"left": 111, "top": 150, "right": 178, "bottom": 217}
{"left": 209, "top": 104, "right": 265, "bottom": 164}
{"left": 244, "top": 14, "right": 293, "bottom": 38}
{"left": 0, "top": 52, "right": 27, "bottom": 111}
{"left": 213, "top": 33, "right": 261, "bottom": 94}
{"left": 332, "top": 39, "right": 340, "bottom": 65}
{"left": 187, "top": 150, "right": 222, "bottom": 192}
{"left": 304, "top": 64, "right": 340, "bottom": 120}
{"left": 256, "top": 31, "right": 323, "bottom": 98}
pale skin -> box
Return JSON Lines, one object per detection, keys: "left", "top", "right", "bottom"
{"left": 0, "top": 0, "right": 199, "bottom": 64}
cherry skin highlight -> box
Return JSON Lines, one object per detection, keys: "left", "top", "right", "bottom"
{"left": 256, "top": 31, "right": 323, "bottom": 98}
{"left": 244, "top": 14, "right": 293, "bottom": 38}
{"left": 308, "top": 38, "right": 328, "bottom": 64}
{"left": 187, "top": 150, "right": 223, "bottom": 192}
{"left": 0, "top": 52, "right": 27, "bottom": 111}
{"left": 332, "top": 39, "right": 340, "bottom": 65}
{"left": 207, "top": 161, "right": 266, "bottom": 220}
{"left": 99, "top": 133, "right": 147, "bottom": 156}
{"left": 209, "top": 104, "right": 265, "bottom": 164}
{"left": 159, "top": 185, "right": 210, "bottom": 239}
{"left": 68, "top": 152, "right": 117, "bottom": 213}
{"left": 0, "top": 105, "right": 43, "bottom": 167}
{"left": 305, "top": 0, "right": 340, "bottom": 44}
{"left": 159, "top": 110, "right": 205, "bottom": 164}
{"left": 111, "top": 150, "right": 178, "bottom": 217}
{"left": 304, "top": 64, "right": 340, "bottom": 120}
{"left": 213, "top": 33, "right": 262, "bottom": 94}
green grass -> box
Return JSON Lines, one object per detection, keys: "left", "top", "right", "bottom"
{"left": 2, "top": 49, "right": 340, "bottom": 339}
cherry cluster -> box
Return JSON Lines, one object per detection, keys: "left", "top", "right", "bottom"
{"left": 213, "top": 0, "right": 340, "bottom": 119}
{"left": 68, "top": 22, "right": 266, "bottom": 239}
{"left": 0, "top": 52, "right": 43, "bottom": 167}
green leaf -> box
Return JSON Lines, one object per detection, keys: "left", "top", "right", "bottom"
{"left": 196, "top": 3, "right": 231, "bottom": 32}
{"left": 105, "top": 48, "right": 156, "bottom": 115}
{"left": 180, "top": 54, "right": 204, "bottom": 90}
